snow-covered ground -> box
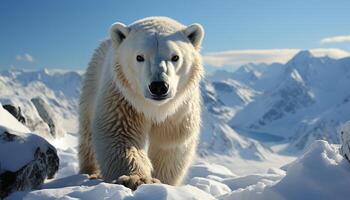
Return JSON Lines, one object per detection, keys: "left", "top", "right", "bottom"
{"left": 5, "top": 124, "right": 350, "bottom": 199}
{"left": 1, "top": 51, "right": 350, "bottom": 199}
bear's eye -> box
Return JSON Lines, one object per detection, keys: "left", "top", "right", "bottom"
{"left": 136, "top": 55, "right": 145, "bottom": 62}
{"left": 171, "top": 55, "right": 179, "bottom": 62}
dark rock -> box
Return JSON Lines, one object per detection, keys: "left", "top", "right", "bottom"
{"left": 31, "top": 97, "right": 60, "bottom": 138}
{"left": 2, "top": 104, "right": 26, "bottom": 124}
{"left": 340, "top": 122, "right": 350, "bottom": 162}
{"left": 0, "top": 131, "right": 20, "bottom": 142}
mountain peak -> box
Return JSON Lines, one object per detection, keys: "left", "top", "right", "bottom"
{"left": 290, "top": 50, "right": 314, "bottom": 62}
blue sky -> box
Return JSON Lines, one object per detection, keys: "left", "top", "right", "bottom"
{"left": 0, "top": 0, "right": 349, "bottom": 70}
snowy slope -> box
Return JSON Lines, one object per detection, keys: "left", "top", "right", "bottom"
{"left": 220, "top": 140, "right": 350, "bottom": 200}
{"left": 0, "top": 69, "right": 81, "bottom": 136}
{"left": 200, "top": 82, "right": 294, "bottom": 174}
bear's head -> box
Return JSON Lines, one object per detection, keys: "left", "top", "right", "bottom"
{"left": 110, "top": 17, "right": 204, "bottom": 122}
{"left": 109, "top": 17, "right": 204, "bottom": 110}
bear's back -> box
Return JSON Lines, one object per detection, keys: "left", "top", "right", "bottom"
{"left": 129, "top": 16, "right": 185, "bottom": 34}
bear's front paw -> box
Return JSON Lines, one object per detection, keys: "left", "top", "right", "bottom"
{"left": 114, "top": 174, "right": 161, "bottom": 190}
{"left": 88, "top": 173, "right": 102, "bottom": 179}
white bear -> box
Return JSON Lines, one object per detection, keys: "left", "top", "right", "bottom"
{"left": 78, "top": 16, "right": 204, "bottom": 190}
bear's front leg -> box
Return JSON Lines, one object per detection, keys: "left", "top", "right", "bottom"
{"left": 92, "top": 91, "right": 159, "bottom": 190}
{"left": 148, "top": 140, "right": 197, "bottom": 185}
{"left": 148, "top": 110, "right": 200, "bottom": 185}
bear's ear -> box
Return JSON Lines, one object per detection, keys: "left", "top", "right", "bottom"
{"left": 110, "top": 22, "right": 129, "bottom": 46}
{"left": 183, "top": 23, "right": 204, "bottom": 50}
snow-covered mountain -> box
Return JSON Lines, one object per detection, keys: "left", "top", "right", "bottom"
{"left": 209, "top": 51, "right": 350, "bottom": 151}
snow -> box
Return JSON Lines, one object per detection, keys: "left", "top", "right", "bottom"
{"left": 268, "top": 141, "right": 348, "bottom": 200}
{"left": 185, "top": 162, "right": 237, "bottom": 180}
{"left": 199, "top": 106, "right": 296, "bottom": 175}
{"left": 0, "top": 127, "right": 48, "bottom": 173}
{"left": 189, "top": 177, "right": 232, "bottom": 197}
{"left": 0, "top": 102, "right": 30, "bottom": 133}
{"left": 0, "top": 69, "right": 79, "bottom": 136}
{"left": 7, "top": 138, "right": 350, "bottom": 200}
{"left": 214, "top": 51, "right": 350, "bottom": 151}
{"left": 8, "top": 177, "right": 215, "bottom": 200}
{"left": 221, "top": 140, "right": 350, "bottom": 200}
{"left": 8, "top": 182, "right": 133, "bottom": 200}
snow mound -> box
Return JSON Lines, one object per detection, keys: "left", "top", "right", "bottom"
{"left": 8, "top": 178, "right": 215, "bottom": 200}
{"left": 189, "top": 177, "right": 231, "bottom": 197}
{"left": 0, "top": 102, "right": 59, "bottom": 198}
{"left": 0, "top": 104, "right": 56, "bottom": 173}
{"left": 224, "top": 140, "right": 350, "bottom": 200}
{"left": 186, "top": 162, "right": 237, "bottom": 180}
{"left": 0, "top": 126, "right": 55, "bottom": 173}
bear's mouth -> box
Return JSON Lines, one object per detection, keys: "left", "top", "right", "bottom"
{"left": 150, "top": 94, "right": 168, "bottom": 101}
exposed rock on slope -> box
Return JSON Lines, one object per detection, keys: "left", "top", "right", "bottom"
{"left": 2, "top": 104, "right": 26, "bottom": 124}
{"left": 340, "top": 121, "right": 350, "bottom": 161}
{"left": 31, "top": 97, "right": 63, "bottom": 138}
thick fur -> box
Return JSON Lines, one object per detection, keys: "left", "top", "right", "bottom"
{"left": 78, "top": 17, "right": 204, "bottom": 189}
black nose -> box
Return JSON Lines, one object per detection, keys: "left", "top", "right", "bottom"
{"left": 149, "top": 81, "right": 169, "bottom": 96}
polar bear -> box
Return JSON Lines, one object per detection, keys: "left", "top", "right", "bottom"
{"left": 78, "top": 16, "right": 204, "bottom": 190}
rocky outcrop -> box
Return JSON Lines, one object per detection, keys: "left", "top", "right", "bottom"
{"left": 2, "top": 104, "right": 26, "bottom": 124}
{"left": 340, "top": 121, "right": 350, "bottom": 162}
{"left": 0, "top": 127, "right": 59, "bottom": 199}
{"left": 1, "top": 99, "right": 65, "bottom": 139}
{"left": 31, "top": 97, "right": 62, "bottom": 138}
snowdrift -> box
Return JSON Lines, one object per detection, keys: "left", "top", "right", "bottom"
{"left": 222, "top": 140, "right": 350, "bottom": 200}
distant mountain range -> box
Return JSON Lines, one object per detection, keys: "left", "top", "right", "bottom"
{"left": 206, "top": 50, "right": 350, "bottom": 151}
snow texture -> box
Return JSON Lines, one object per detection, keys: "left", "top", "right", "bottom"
{"left": 221, "top": 140, "right": 350, "bottom": 200}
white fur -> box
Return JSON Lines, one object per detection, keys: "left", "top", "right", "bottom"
{"left": 78, "top": 16, "right": 204, "bottom": 188}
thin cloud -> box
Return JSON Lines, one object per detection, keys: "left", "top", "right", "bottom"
{"left": 203, "top": 48, "right": 350, "bottom": 68}
{"left": 16, "top": 53, "right": 34, "bottom": 62}
{"left": 320, "top": 35, "right": 350, "bottom": 44}
{"left": 309, "top": 48, "right": 350, "bottom": 58}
